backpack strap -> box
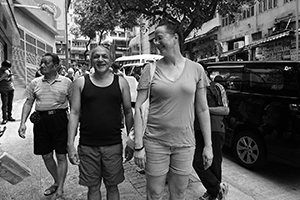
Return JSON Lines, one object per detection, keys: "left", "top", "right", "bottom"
{"left": 147, "top": 62, "right": 157, "bottom": 99}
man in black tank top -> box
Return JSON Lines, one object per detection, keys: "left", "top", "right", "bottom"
{"left": 67, "top": 45, "right": 133, "bottom": 200}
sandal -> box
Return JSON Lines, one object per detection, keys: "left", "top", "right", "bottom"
{"left": 0, "top": 126, "right": 6, "bottom": 138}
{"left": 43, "top": 184, "right": 58, "bottom": 196}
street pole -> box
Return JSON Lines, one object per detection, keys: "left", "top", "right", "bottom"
{"left": 24, "top": 38, "right": 27, "bottom": 86}
{"left": 139, "top": 17, "right": 143, "bottom": 55}
{"left": 139, "top": 25, "right": 142, "bottom": 55}
{"left": 296, "top": 0, "right": 299, "bottom": 60}
{"left": 65, "top": 0, "right": 69, "bottom": 67}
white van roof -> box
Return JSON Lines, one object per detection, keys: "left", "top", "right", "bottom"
{"left": 115, "top": 54, "right": 162, "bottom": 62}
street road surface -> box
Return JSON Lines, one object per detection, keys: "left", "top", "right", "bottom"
{"left": 221, "top": 147, "right": 300, "bottom": 200}
{"left": 0, "top": 97, "right": 299, "bottom": 200}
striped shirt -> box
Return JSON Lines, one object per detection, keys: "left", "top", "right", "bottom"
{"left": 214, "top": 82, "right": 228, "bottom": 107}
{"left": 24, "top": 75, "right": 72, "bottom": 111}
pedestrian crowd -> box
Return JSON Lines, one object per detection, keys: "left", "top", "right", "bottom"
{"left": 0, "top": 19, "right": 229, "bottom": 200}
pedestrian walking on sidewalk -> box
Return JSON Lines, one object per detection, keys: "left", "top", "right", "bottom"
{"left": 133, "top": 19, "right": 213, "bottom": 200}
{"left": 18, "top": 53, "right": 72, "bottom": 200}
{"left": 0, "top": 60, "right": 16, "bottom": 125}
{"left": 193, "top": 73, "right": 229, "bottom": 200}
{"left": 67, "top": 44, "right": 133, "bottom": 200}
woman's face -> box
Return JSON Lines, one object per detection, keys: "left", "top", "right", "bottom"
{"left": 154, "top": 25, "right": 176, "bottom": 55}
{"left": 91, "top": 46, "right": 112, "bottom": 73}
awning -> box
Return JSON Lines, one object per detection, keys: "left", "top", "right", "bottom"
{"left": 221, "top": 48, "right": 244, "bottom": 58}
{"left": 245, "top": 30, "right": 294, "bottom": 49}
{"left": 197, "top": 56, "right": 218, "bottom": 62}
{"left": 0, "top": 0, "right": 20, "bottom": 46}
{"left": 184, "top": 26, "right": 220, "bottom": 44}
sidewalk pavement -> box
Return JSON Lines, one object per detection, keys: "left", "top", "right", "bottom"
{"left": 0, "top": 87, "right": 254, "bottom": 199}
{"left": 14, "top": 86, "right": 26, "bottom": 102}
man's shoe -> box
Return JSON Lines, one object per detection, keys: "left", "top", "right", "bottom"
{"left": 199, "top": 192, "right": 216, "bottom": 200}
{"left": 1, "top": 120, "right": 7, "bottom": 125}
{"left": 8, "top": 117, "right": 16, "bottom": 121}
{"left": 217, "top": 182, "right": 229, "bottom": 200}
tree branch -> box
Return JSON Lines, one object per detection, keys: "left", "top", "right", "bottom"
{"left": 84, "top": 38, "right": 92, "bottom": 60}
{"left": 207, "top": 0, "right": 218, "bottom": 18}
{"left": 120, "top": 7, "right": 164, "bottom": 17}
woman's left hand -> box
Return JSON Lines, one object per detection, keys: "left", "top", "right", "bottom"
{"left": 124, "top": 145, "right": 134, "bottom": 162}
{"left": 134, "top": 148, "right": 146, "bottom": 169}
{"left": 202, "top": 145, "right": 213, "bottom": 170}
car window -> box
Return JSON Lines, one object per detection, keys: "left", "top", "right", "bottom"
{"left": 245, "top": 64, "right": 298, "bottom": 97}
{"left": 121, "top": 66, "right": 134, "bottom": 76}
{"left": 207, "top": 67, "right": 243, "bottom": 90}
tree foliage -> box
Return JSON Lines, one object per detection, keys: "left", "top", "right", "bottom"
{"left": 71, "top": 0, "right": 139, "bottom": 60}
{"left": 71, "top": 0, "right": 138, "bottom": 43}
{"left": 108, "top": 0, "right": 260, "bottom": 40}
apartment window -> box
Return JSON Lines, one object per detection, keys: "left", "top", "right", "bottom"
{"left": 258, "top": 3, "right": 262, "bottom": 13}
{"left": 111, "top": 31, "right": 117, "bottom": 36}
{"left": 26, "top": 43, "right": 36, "bottom": 54}
{"left": 263, "top": 0, "right": 267, "bottom": 11}
{"left": 37, "top": 40, "right": 46, "bottom": 50}
{"left": 46, "top": 45, "right": 53, "bottom": 53}
{"left": 26, "top": 34, "right": 36, "bottom": 46}
{"left": 243, "top": 10, "right": 246, "bottom": 19}
{"left": 268, "top": 27, "right": 274, "bottom": 36}
{"left": 225, "top": 17, "right": 228, "bottom": 26}
{"left": 37, "top": 49, "right": 45, "bottom": 56}
{"left": 222, "top": 15, "right": 228, "bottom": 27}
{"left": 250, "top": 6, "right": 254, "bottom": 16}
{"left": 19, "top": 28, "right": 24, "bottom": 39}
{"left": 252, "top": 31, "right": 262, "bottom": 41}
{"left": 20, "top": 41, "right": 24, "bottom": 50}
{"left": 230, "top": 14, "right": 236, "bottom": 24}
{"left": 268, "top": 0, "right": 273, "bottom": 9}
{"left": 222, "top": 18, "right": 226, "bottom": 27}
{"left": 240, "top": 6, "right": 254, "bottom": 20}
{"left": 119, "top": 32, "right": 125, "bottom": 37}
{"left": 273, "top": 0, "right": 278, "bottom": 7}
{"left": 221, "top": 14, "right": 235, "bottom": 26}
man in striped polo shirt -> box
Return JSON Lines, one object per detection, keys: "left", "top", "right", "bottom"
{"left": 18, "top": 53, "right": 72, "bottom": 199}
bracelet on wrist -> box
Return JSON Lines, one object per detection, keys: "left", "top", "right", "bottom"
{"left": 134, "top": 146, "right": 144, "bottom": 151}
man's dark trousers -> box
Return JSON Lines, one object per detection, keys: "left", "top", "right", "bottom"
{"left": 0, "top": 90, "right": 14, "bottom": 120}
{"left": 193, "top": 130, "right": 225, "bottom": 197}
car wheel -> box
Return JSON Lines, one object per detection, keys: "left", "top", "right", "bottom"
{"left": 233, "top": 130, "right": 267, "bottom": 170}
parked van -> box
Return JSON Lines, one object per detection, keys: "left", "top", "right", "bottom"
{"left": 115, "top": 54, "right": 162, "bottom": 67}
{"left": 205, "top": 61, "right": 300, "bottom": 170}
{"left": 120, "top": 63, "right": 144, "bottom": 77}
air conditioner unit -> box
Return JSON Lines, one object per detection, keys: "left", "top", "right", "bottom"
{"left": 233, "top": 41, "right": 245, "bottom": 49}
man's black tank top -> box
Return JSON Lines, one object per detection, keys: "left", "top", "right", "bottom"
{"left": 79, "top": 74, "right": 122, "bottom": 146}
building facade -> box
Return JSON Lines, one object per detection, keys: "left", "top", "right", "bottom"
{"left": 51, "top": 0, "right": 71, "bottom": 66}
{"left": 0, "top": 0, "right": 70, "bottom": 88}
{"left": 101, "top": 27, "right": 130, "bottom": 59}
{"left": 128, "top": 19, "right": 159, "bottom": 55}
{"left": 0, "top": 0, "right": 20, "bottom": 72}
{"left": 13, "top": 0, "right": 60, "bottom": 87}
{"left": 185, "top": 0, "right": 299, "bottom": 62}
